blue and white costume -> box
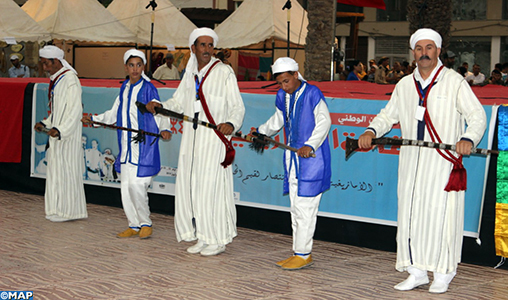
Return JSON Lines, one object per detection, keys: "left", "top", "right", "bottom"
{"left": 258, "top": 59, "right": 331, "bottom": 256}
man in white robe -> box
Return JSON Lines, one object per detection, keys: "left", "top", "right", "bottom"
{"left": 147, "top": 28, "right": 245, "bottom": 256}
{"left": 358, "top": 28, "right": 487, "bottom": 294}
{"left": 34, "top": 45, "right": 87, "bottom": 222}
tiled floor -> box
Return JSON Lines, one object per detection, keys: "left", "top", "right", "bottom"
{"left": 2, "top": 189, "right": 508, "bottom": 299}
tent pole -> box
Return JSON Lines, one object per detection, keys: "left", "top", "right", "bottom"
{"left": 146, "top": 0, "right": 158, "bottom": 77}
{"left": 283, "top": 0, "right": 292, "bottom": 57}
{"left": 331, "top": 0, "right": 337, "bottom": 81}
{"left": 272, "top": 40, "right": 276, "bottom": 62}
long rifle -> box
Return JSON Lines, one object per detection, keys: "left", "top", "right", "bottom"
{"left": 135, "top": 101, "right": 310, "bottom": 155}
{"left": 345, "top": 137, "right": 498, "bottom": 160}
{"left": 86, "top": 120, "right": 162, "bottom": 144}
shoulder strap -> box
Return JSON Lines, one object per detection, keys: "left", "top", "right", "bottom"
{"left": 198, "top": 60, "right": 235, "bottom": 168}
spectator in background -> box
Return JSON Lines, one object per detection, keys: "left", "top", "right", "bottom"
{"left": 8, "top": 54, "right": 30, "bottom": 78}
{"left": 365, "top": 65, "right": 376, "bottom": 82}
{"left": 369, "top": 59, "right": 378, "bottom": 70}
{"left": 501, "top": 63, "right": 508, "bottom": 82}
{"left": 346, "top": 60, "right": 364, "bottom": 81}
{"left": 443, "top": 51, "right": 456, "bottom": 69}
{"left": 375, "top": 56, "right": 390, "bottom": 84}
{"left": 494, "top": 63, "right": 503, "bottom": 72}
{"left": 153, "top": 52, "right": 180, "bottom": 80}
{"left": 334, "top": 63, "right": 347, "bottom": 80}
{"left": 462, "top": 62, "right": 473, "bottom": 77}
{"left": 488, "top": 69, "right": 505, "bottom": 86}
{"left": 465, "top": 63, "right": 485, "bottom": 86}
{"left": 457, "top": 66, "right": 468, "bottom": 78}
{"left": 387, "top": 61, "right": 403, "bottom": 84}
{"left": 358, "top": 62, "right": 367, "bottom": 80}
{"left": 401, "top": 61, "right": 412, "bottom": 77}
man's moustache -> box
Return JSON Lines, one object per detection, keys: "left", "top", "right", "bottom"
{"left": 419, "top": 55, "right": 431, "bottom": 61}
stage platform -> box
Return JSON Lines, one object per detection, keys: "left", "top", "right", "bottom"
{"left": 2, "top": 189, "right": 508, "bottom": 299}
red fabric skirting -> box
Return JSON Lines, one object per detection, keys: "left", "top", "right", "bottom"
{"left": 0, "top": 80, "right": 27, "bottom": 163}
{"left": 3, "top": 78, "right": 506, "bottom": 105}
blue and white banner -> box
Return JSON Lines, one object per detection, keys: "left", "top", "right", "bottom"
{"left": 31, "top": 84, "right": 492, "bottom": 237}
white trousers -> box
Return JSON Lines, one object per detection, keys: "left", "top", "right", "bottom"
{"left": 289, "top": 166, "right": 322, "bottom": 254}
{"left": 120, "top": 163, "right": 152, "bottom": 229}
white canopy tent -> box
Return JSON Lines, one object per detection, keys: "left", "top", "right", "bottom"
{"left": 22, "top": 0, "right": 136, "bottom": 43}
{"left": 214, "top": 0, "right": 308, "bottom": 79}
{"left": 0, "top": 0, "right": 51, "bottom": 42}
{"left": 214, "top": 0, "right": 308, "bottom": 49}
{"left": 107, "top": 0, "right": 197, "bottom": 47}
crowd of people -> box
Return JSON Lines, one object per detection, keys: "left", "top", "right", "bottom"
{"left": 336, "top": 56, "right": 415, "bottom": 84}
{"left": 28, "top": 26, "right": 490, "bottom": 294}
{"left": 337, "top": 52, "right": 508, "bottom": 87}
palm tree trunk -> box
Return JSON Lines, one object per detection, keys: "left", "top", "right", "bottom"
{"left": 304, "top": 0, "right": 335, "bottom": 81}
{"left": 407, "top": 0, "right": 452, "bottom": 50}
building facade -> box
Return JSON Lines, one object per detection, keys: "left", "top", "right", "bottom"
{"left": 335, "top": 0, "right": 508, "bottom": 76}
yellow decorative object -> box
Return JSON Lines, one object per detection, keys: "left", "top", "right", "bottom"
{"left": 495, "top": 202, "right": 508, "bottom": 257}
{"left": 10, "top": 44, "right": 23, "bottom": 52}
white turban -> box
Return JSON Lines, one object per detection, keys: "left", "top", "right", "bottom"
{"left": 271, "top": 57, "right": 305, "bottom": 81}
{"left": 123, "top": 49, "right": 146, "bottom": 65}
{"left": 10, "top": 54, "right": 19, "bottom": 61}
{"left": 123, "top": 49, "right": 150, "bottom": 82}
{"left": 39, "top": 45, "right": 77, "bottom": 75}
{"left": 409, "top": 28, "right": 442, "bottom": 50}
{"left": 188, "top": 27, "right": 218, "bottom": 48}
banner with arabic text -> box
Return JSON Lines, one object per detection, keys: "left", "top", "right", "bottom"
{"left": 31, "top": 84, "right": 491, "bottom": 236}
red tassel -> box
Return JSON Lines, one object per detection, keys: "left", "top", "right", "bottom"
{"left": 444, "top": 164, "right": 467, "bottom": 192}
{"left": 220, "top": 147, "right": 236, "bottom": 168}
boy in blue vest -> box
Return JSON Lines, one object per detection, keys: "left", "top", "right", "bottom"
{"left": 253, "top": 57, "right": 332, "bottom": 270}
{"left": 82, "top": 49, "right": 171, "bottom": 239}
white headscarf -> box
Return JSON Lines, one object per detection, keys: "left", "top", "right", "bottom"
{"left": 10, "top": 54, "right": 19, "bottom": 61}
{"left": 188, "top": 28, "right": 219, "bottom": 49}
{"left": 184, "top": 28, "right": 219, "bottom": 80}
{"left": 409, "top": 28, "right": 442, "bottom": 50}
{"left": 39, "top": 45, "right": 77, "bottom": 75}
{"left": 271, "top": 57, "right": 305, "bottom": 81}
{"left": 123, "top": 49, "right": 151, "bottom": 82}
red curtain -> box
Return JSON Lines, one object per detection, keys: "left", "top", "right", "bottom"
{"left": 337, "top": 0, "right": 385, "bottom": 10}
{"left": 0, "top": 81, "right": 26, "bottom": 163}
{"left": 237, "top": 52, "right": 260, "bottom": 81}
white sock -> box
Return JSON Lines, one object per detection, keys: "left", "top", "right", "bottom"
{"left": 433, "top": 271, "right": 456, "bottom": 284}
{"left": 408, "top": 266, "right": 428, "bottom": 279}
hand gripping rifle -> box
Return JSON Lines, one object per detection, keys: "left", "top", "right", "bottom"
{"left": 135, "top": 101, "right": 311, "bottom": 156}
{"left": 345, "top": 136, "right": 498, "bottom": 160}
{"left": 35, "top": 124, "right": 59, "bottom": 138}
